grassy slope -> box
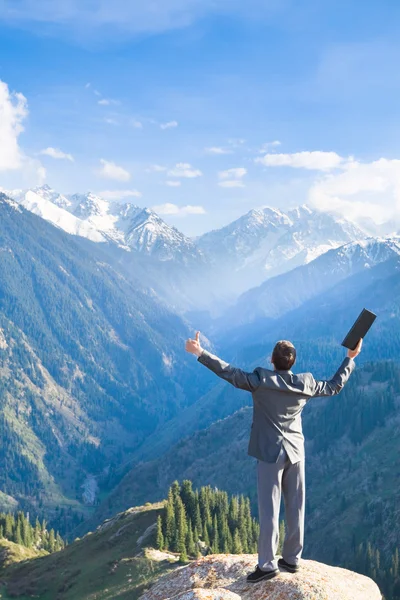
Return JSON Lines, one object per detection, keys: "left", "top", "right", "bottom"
{"left": 0, "top": 539, "right": 46, "bottom": 573}
{"left": 0, "top": 503, "right": 179, "bottom": 600}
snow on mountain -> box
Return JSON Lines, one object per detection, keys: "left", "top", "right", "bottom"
{"left": 196, "top": 204, "right": 367, "bottom": 298}
{"left": 5, "top": 185, "right": 203, "bottom": 264}
{"left": 225, "top": 236, "right": 400, "bottom": 326}
{"left": 0, "top": 192, "right": 22, "bottom": 212}
{"left": 14, "top": 189, "right": 106, "bottom": 243}
{"left": 33, "top": 184, "right": 73, "bottom": 210}
{"left": 68, "top": 192, "right": 131, "bottom": 245}
{"left": 125, "top": 207, "right": 202, "bottom": 262}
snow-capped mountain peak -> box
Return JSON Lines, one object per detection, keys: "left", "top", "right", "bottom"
{"left": 125, "top": 207, "right": 201, "bottom": 262}
{"left": 71, "top": 192, "right": 110, "bottom": 219}
{"left": 33, "top": 184, "right": 73, "bottom": 210}
{"left": 16, "top": 190, "right": 106, "bottom": 243}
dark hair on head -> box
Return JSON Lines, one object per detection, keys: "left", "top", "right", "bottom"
{"left": 272, "top": 340, "right": 296, "bottom": 371}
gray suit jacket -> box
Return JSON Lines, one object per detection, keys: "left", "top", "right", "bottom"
{"left": 198, "top": 350, "right": 355, "bottom": 464}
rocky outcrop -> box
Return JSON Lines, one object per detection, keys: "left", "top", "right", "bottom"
{"left": 140, "top": 554, "right": 382, "bottom": 600}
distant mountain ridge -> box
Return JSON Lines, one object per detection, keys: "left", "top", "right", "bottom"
{"left": 4, "top": 185, "right": 370, "bottom": 311}
{"left": 222, "top": 236, "right": 400, "bottom": 327}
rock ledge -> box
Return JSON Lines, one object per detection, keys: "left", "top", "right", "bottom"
{"left": 140, "top": 553, "right": 382, "bottom": 600}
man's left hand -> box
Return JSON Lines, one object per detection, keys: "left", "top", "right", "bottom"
{"left": 185, "top": 331, "right": 203, "bottom": 357}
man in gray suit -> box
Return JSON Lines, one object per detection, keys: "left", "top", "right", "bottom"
{"left": 185, "top": 333, "right": 362, "bottom": 583}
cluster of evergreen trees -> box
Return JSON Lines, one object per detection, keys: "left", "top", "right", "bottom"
{"left": 156, "top": 480, "right": 267, "bottom": 562}
{"left": 0, "top": 511, "right": 64, "bottom": 553}
{"left": 346, "top": 542, "right": 400, "bottom": 600}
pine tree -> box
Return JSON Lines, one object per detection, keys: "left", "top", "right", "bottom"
{"left": 211, "top": 514, "right": 220, "bottom": 554}
{"left": 233, "top": 528, "right": 243, "bottom": 554}
{"left": 181, "top": 480, "right": 196, "bottom": 523}
{"left": 48, "top": 529, "right": 56, "bottom": 553}
{"left": 164, "top": 490, "right": 175, "bottom": 549}
{"left": 176, "top": 496, "right": 188, "bottom": 558}
{"left": 194, "top": 498, "right": 202, "bottom": 534}
{"left": 185, "top": 522, "right": 196, "bottom": 556}
{"left": 156, "top": 515, "right": 164, "bottom": 550}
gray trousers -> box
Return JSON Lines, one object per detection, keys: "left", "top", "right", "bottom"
{"left": 257, "top": 448, "right": 305, "bottom": 571}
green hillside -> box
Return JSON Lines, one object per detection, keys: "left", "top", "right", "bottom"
{"left": 0, "top": 503, "right": 176, "bottom": 600}
{"left": 0, "top": 195, "right": 212, "bottom": 534}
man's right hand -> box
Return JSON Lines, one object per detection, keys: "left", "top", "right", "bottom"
{"left": 185, "top": 331, "right": 204, "bottom": 358}
{"left": 348, "top": 338, "right": 363, "bottom": 359}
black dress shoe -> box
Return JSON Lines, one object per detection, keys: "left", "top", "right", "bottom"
{"left": 278, "top": 558, "right": 300, "bottom": 573}
{"left": 246, "top": 565, "right": 279, "bottom": 583}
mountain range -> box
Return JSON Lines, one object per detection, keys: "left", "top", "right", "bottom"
{"left": 4, "top": 185, "right": 373, "bottom": 312}
{"left": 1, "top": 179, "right": 400, "bottom": 600}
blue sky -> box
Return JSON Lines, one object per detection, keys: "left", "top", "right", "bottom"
{"left": 1, "top": 0, "right": 400, "bottom": 235}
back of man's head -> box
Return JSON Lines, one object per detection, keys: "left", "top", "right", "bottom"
{"left": 272, "top": 340, "right": 296, "bottom": 371}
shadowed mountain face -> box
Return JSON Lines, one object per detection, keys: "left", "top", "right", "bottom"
{"left": 0, "top": 194, "right": 214, "bottom": 529}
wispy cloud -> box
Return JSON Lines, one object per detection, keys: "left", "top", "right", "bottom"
{"left": 146, "top": 164, "right": 167, "bottom": 173}
{"left": 98, "top": 98, "right": 120, "bottom": 106}
{"left": 131, "top": 120, "right": 143, "bottom": 129}
{"left": 205, "top": 146, "right": 233, "bottom": 155}
{"left": 256, "top": 151, "right": 344, "bottom": 171}
{"left": 160, "top": 120, "right": 178, "bottom": 130}
{"left": 104, "top": 118, "right": 119, "bottom": 125}
{"left": 152, "top": 202, "right": 206, "bottom": 216}
{"left": 40, "top": 147, "right": 74, "bottom": 162}
{"left": 99, "top": 189, "right": 142, "bottom": 200}
{"left": 218, "top": 180, "right": 245, "bottom": 188}
{"left": 0, "top": 1, "right": 278, "bottom": 38}
{"left": 97, "top": 159, "right": 131, "bottom": 182}
{"left": 259, "top": 140, "right": 281, "bottom": 153}
{"left": 218, "top": 167, "right": 247, "bottom": 188}
{"left": 165, "top": 180, "right": 181, "bottom": 187}
{"left": 218, "top": 167, "right": 247, "bottom": 179}
{"left": 168, "top": 163, "right": 202, "bottom": 178}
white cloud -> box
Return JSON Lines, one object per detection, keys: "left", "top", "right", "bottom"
{"left": 93, "top": 89, "right": 101, "bottom": 97}
{"left": 40, "top": 147, "right": 74, "bottom": 161}
{"left": 165, "top": 180, "right": 181, "bottom": 187}
{"left": 104, "top": 118, "right": 119, "bottom": 125}
{"left": 308, "top": 157, "right": 400, "bottom": 223}
{"left": 97, "top": 159, "right": 131, "bottom": 182}
{"left": 205, "top": 146, "right": 233, "bottom": 155}
{"left": 98, "top": 98, "right": 119, "bottom": 106}
{"left": 218, "top": 167, "right": 247, "bottom": 180}
{"left": 168, "top": 163, "right": 202, "bottom": 178}
{"left": 160, "top": 120, "right": 178, "bottom": 130}
{"left": 256, "top": 151, "right": 344, "bottom": 171}
{"left": 131, "top": 120, "right": 143, "bottom": 129}
{"left": 99, "top": 189, "right": 142, "bottom": 200}
{"left": 218, "top": 180, "right": 245, "bottom": 188}
{"left": 147, "top": 164, "right": 167, "bottom": 172}
{"left": 152, "top": 203, "right": 206, "bottom": 216}
{"left": 0, "top": 80, "right": 28, "bottom": 171}
{"left": 85, "top": 82, "right": 91, "bottom": 89}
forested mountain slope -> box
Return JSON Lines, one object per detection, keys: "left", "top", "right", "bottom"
{"left": 0, "top": 194, "right": 211, "bottom": 532}
{"left": 88, "top": 360, "right": 400, "bottom": 570}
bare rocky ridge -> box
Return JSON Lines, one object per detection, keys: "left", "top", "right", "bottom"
{"left": 140, "top": 554, "right": 382, "bottom": 600}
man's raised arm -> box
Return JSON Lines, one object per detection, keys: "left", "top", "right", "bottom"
{"left": 309, "top": 338, "right": 363, "bottom": 398}
{"left": 185, "top": 331, "right": 261, "bottom": 392}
